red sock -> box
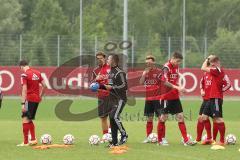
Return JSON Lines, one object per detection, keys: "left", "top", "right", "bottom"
{"left": 146, "top": 121, "right": 153, "bottom": 137}
{"left": 217, "top": 122, "right": 225, "bottom": 143}
{"left": 178, "top": 122, "right": 188, "bottom": 142}
{"left": 213, "top": 122, "right": 218, "bottom": 141}
{"left": 196, "top": 120, "right": 204, "bottom": 141}
{"left": 29, "top": 121, "right": 36, "bottom": 141}
{"left": 203, "top": 119, "right": 212, "bottom": 140}
{"left": 163, "top": 123, "right": 166, "bottom": 138}
{"left": 22, "top": 123, "right": 29, "bottom": 144}
{"left": 103, "top": 130, "right": 108, "bottom": 134}
{"left": 157, "top": 122, "right": 165, "bottom": 142}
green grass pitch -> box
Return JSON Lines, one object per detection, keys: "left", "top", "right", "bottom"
{"left": 0, "top": 98, "right": 239, "bottom": 160}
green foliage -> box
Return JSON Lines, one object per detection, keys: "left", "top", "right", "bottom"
{"left": 0, "top": 0, "right": 23, "bottom": 33}
{"left": 0, "top": 0, "right": 23, "bottom": 65}
{"left": 208, "top": 28, "right": 240, "bottom": 68}
{"left": 1, "top": 0, "right": 240, "bottom": 67}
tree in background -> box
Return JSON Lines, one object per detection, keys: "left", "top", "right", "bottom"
{"left": 0, "top": 0, "right": 23, "bottom": 65}
{"left": 24, "top": 0, "right": 69, "bottom": 65}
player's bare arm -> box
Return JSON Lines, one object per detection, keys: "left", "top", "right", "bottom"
{"left": 201, "top": 58, "right": 211, "bottom": 72}
{"left": 21, "top": 84, "right": 27, "bottom": 112}
{"left": 200, "top": 89, "right": 205, "bottom": 96}
{"left": 139, "top": 68, "right": 149, "bottom": 85}
{"left": 201, "top": 55, "right": 214, "bottom": 72}
{"left": 39, "top": 80, "right": 46, "bottom": 98}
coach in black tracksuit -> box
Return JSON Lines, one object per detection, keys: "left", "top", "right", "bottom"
{"left": 104, "top": 54, "right": 128, "bottom": 146}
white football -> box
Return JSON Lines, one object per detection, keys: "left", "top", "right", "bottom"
{"left": 181, "top": 133, "right": 193, "bottom": 143}
{"left": 101, "top": 133, "right": 112, "bottom": 143}
{"left": 89, "top": 135, "right": 100, "bottom": 145}
{"left": 226, "top": 134, "right": 237, "bottom": 145}
{"left": 40, "top": 134, "right": 52, "bottom": 145}
{"left": 148, "top": 133, "right": 158, "bottom": 143}
{"left": 63, "top": 134, "right": 75, "bottom": 145}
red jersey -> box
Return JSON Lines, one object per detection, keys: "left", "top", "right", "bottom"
{"left": 161, "top": 61, "right": 179, "bottom": 100}
{"left": 201, "top": 72, "right": 231, "bottom": 100}
{"left": 209, "top": 67, "right": 225, "bottom": 99}
{"left": 92, "top": 63, "right": 110, "bottom": 85}
{"left": 21, "top": 68, "right": 43, "bottom": 102}
{"left": 144, "top": 67, "right": 162, "bottom": 100}
{"left": 92, "top": 63, "right": 110, "bottom": 98}
{"left": 200, "top": 72, "right": 212, "bottom": 100}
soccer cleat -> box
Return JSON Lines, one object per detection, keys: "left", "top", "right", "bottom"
{"left": 193, "top": 140, "right": 201, "bottom": 145}
{"left": 211, "top": 140, "right": 217, "bottom": 145}
{"left": 107, "top": 143, "right": 119, "bottom": 148}
{"left": 183, "top": 139, "right": 197, "bottom": 146}
{"left": 157, "top": 141, "right": 169, "bottom": 146}
{"left": 160, "top": 138, "right": 169, "bottom": 146}
{"left": 214, "top": 141, "right": 225, "bottom": 146}
{"left": 142, "top": 138, "right": 150, "bottom": 143}
{"left": 118, "top": 134, "right": 128, "bottom": 145}
{"left": 29, "top": 139, "right": 38, "bottom": 146}
{"left": 17, "top": 142, "right": 29, "bottom": 147}
{"left": 201, "top": 139, "right": 214, "bottom": 145}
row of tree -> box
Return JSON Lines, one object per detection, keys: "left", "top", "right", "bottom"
{"left": 0, "top": 0, "right": 240, "bottom": 67}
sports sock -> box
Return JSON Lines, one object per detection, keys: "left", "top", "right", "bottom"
{"left": 217, "top": 122, "right": 225, "bottom": 143}
{"left": 196, "top": 120, "right": 204, "bottom": 141}
{"left": 146, "top": 121, "right": 153, "bottom": 137}
{"left": 213, "top": 122, "right": 218, "bottom": 141}
{"left": 203, "top": 119, "right": 212, "bottom": 140}
{"left": 178, "top": 122, "right": 188, "bottom": 143}
{"left": 22, "top": 123, "right": 29, "bottom": 144}
{"left": 157, "top": 122, "right": 165, "bottom": 142}
{"left": 28, "top": 121, "right": 36, "bottom": 141}
{"left": 103, "top": 129, "right": 108, "bottom": 134}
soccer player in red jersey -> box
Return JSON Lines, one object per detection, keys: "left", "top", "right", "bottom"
{"left": 158, "top": 52, "right": 196, "bottom": 146}
{"left": 201, "top": 55, "right": 230, "bottom": 145}
{"left": 139, "top": 55, "right": 168, "bottom": 144}
{"left": 195, "top": 65, "right": 231, "bottom": 145}
{"left": 17, "top": 60, "right": 46, "bottom": 146}
{"left": 92, "top": 51, "right": 111, "bottom": 135}
{"left": 195, "top": 61, "right": 212, "bottom": 144}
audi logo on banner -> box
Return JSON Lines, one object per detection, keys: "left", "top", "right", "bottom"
{"left": 179, "top": 72, "right": 198, "bottom": 93}
{"left": 0, "top": 67, "right": 239, "bottom": 96}
{"left": 0, "top": 70, "right": 15, "bottom": 91}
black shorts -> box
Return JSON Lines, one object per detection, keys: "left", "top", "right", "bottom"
{"left": 203, "top": 98, "right": 223, "bottom": 118}
{"left": 144, "top": 100, "right": 161, "bottom": 117}
{"left": 22, "top": 101, "right": 39, "bottom": 120}
{"left": 160, "top": 99, "right": 183, "bottom": 115}
{"left": 199, "top": 100, "right": 209, "bottom": 115}
{"left": 98, "top": 96, "right": 112, "bottom": 118}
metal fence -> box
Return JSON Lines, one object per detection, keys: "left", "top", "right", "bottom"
{"left": 0, "top": 34, "right": 239, "bottom": 68}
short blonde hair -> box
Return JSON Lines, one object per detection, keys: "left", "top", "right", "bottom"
{"left": 208, "top": 55, "right": 219, "bottom": 63}
{"left": 145, "top": 55, "right": 155, "bottom": 62}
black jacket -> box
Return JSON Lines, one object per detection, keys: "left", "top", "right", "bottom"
{"left": 109, "top": 66, "right": 128, "bottom": 101}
